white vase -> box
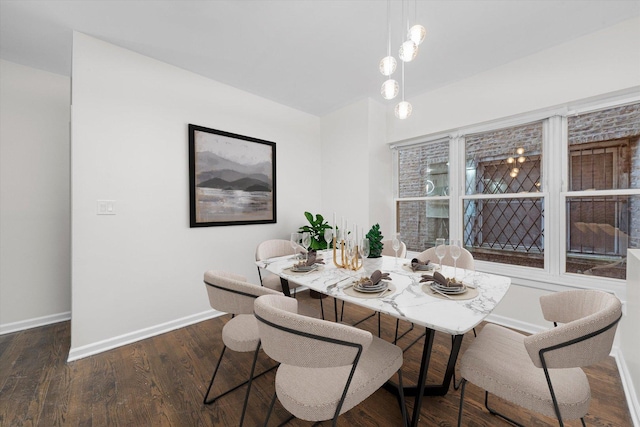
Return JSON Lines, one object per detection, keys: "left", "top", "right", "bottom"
{"left": 363, "top": 257, "right": 383, "bottom": 275}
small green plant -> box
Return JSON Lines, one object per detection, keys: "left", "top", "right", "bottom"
{"left": 298, "top": 212, "right": 332, "bottom": 250}
{"left": 366, "top": 223, "right": 384, "bottom": 258}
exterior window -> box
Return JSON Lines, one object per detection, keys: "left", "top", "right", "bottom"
{"left": 393, "top": 98, "right": 639, "bottom": 287}
{"left": 565, "top": 103, "right": 640, "bottom": 279}
{"left": 464, "top": 122, "right": 544, "bottom": 268}
{"left": 397, "top": 139, "right": 449, "bottom": 250}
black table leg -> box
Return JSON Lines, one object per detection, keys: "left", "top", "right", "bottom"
{"left": 410, "top": 328, "right": 435, "bottom": 427}
{"left": 279, "top": 277, "right": 291, "bottom": 297}
{"left": 382, "top": 329, "right": 465, "bottom": 427}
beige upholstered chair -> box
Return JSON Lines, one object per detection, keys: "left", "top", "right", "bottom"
{"left": 417, "top": 245, "right": 475, "bottom": 270}
{"left": 457, "top": 289, "right": 622, "bottom": 427}
{"left": 202, "top": 270, "right": 281, "bottom": 426}
{"left": 255, "top": 239, "right": 303, "bottom": 296}
{"left": 254, "top": 294, "right": 408, "bottom": 427}
{"left": 381, "top": 239, "right": 408, "bottom": 258}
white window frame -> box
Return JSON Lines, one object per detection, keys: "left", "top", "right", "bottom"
{"left": 391, "top": 88, "right": 640, "bottom": 299}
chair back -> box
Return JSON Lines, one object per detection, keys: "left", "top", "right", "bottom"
{"left": 524, "top": 289, "right": 622, "bottom": 369}
{"left": 204, "top": 270, "right": 280, "bottom": 315}
{"left": 381, "top": 239, "right": 407, "bottom": 258}
{"left": 254, "top": 294, "right": 373, "bottom": 368}
{"left": 255, "top": 239, "right": 297, "bottom": 261}
{"left": 418, "top": 245, "right": 475, "bottom": 270}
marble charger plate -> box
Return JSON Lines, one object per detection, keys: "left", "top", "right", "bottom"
{"left": 422, "top": 282, "right": 479, "bottom": 300}
{"left": 286, "top": 265, "right": 323, "bottom": 273}
{"left": 344, "top": 281, "right": 396, "bottom": 299}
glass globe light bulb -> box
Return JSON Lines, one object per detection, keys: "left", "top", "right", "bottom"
{"left": 379, "top": 56, "right": 397, "bottom": 76}
{"left": 381, "top": 79, "right": 399, "bottom": 100}
{"left": 518, "top": 156, "right": 526, "bottom": 163}
{"left": 512, "top": 167, "right": 520, "bottom": 174}
{"left": 509, "top": 171, "right": 517, "bottom": 178}
{"left": 395, "top": 101, "right": 412, "bottom": 119}
{"left": 516, "top": 147, "right": 525, "bottom": 155}
{"left": 507, "top": 157, "right": 514, "bottom": 164}
{"left": 408, "top": 24, "right": 426, "bottom": 45}
{"left": 399, "top": 40, "right": 418, "bottom": 62}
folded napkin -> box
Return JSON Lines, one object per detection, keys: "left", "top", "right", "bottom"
{"left": 411, "top": 258, "right": 430, "bottom": 271}
{"left": 360, "top": 270, "right": 391, "bottom": 288}
{"left": 420, "top": 271, "right": 464, "bottom": 288}
{"left": 299, "top": 250, "right": 325, "bottom": 267}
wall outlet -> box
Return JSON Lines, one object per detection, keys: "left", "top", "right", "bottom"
{"left": 97, "top": 200, "right": 116, "bottom": 215}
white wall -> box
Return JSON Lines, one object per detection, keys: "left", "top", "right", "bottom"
{"left": 320, "top": 99, "right": 372, "bottom": 235}
{"left": 69, "top": 33, "right": 320, "bottom": 359}
{"left": 621, "top": 249, "right": 640, "bottom": 425}
{"left": 0, "top": 60, "right": 71, "bottom": 333}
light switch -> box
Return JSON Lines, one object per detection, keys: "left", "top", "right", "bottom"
{"left": 97, "top": 200, "right": 116, "bottom": 215}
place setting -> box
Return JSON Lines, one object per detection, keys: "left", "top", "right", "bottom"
{"left": 343, "top": 270, "right": 396, "bottom": 299}
{"left": 403, "top": 257, "right": 436, "bottom": 273}
{"left": 285, "top": 249, "right": 325, "bottom": 274}
{"left": 419, "top": 271, "right": 478, "bottom": 300}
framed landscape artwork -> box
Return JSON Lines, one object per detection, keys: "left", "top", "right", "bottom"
{"left": 188, "top": 124, "right": 276, "bottom": 227}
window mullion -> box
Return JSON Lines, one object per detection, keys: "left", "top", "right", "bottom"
{"left": 546, "top": 115, "right": 565, "bottom": 277}
{"left": 450, "top": 134, "right": 463, "bottom": 241}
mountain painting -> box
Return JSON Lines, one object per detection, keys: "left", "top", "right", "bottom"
{"left": 189, "top": 125, "right": 276, "bottom": 227}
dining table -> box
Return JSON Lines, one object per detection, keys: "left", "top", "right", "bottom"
{"left": 255, "top": 251, "right": 511, "bottom": 426}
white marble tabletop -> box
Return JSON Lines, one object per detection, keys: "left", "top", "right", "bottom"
{"left": 257, "top": 251, "right": 511, "bottom": 335}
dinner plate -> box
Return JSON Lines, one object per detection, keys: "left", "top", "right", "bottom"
{"left": 290, "top": 264, "right": 318, "bottom": 272}
{"left": 430, "top": 283, "right": 467, "bottom": 295}
{"left": 354, "top": 281, "right": 389, "bottom": 293}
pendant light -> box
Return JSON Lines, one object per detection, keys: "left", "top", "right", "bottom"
{"left": 379, "top": 0, "right": 398, "bottom": 99}
{"left": 395, "top": 60, "right": 412, "bottom": 119}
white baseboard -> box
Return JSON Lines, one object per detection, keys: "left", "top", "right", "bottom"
{"left": 613, "top": 347, "right": 640, "bottom": 427}
{"left": 0, "top": 311, "right": 71, "bottom": 335}
{"left": 485, "top": 313, "right": 546, "bottom": 335}
{"left": 67, "top": 309, "right": 225, "bottom": 362}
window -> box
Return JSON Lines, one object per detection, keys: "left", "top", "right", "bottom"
{"left": 463, "top": 122, "right": 544, "bottom": 268}
{"left": 396, "top": 139, "right": 449, "bottom": 251}
{"left": 564, "top": 103, "right": 640, "bottom": 279}
{"left": 393, "top": 98, "right": 640, "bottom": 284}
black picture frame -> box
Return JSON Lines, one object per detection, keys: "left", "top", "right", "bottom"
{"left": 188, "top": 124, "right": 276, "bottom": 227}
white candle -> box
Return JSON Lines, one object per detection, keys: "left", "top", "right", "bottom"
{"left": 333, "top": 212, "right": 336, "bottom": 238}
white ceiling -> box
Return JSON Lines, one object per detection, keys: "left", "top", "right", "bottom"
{"left": 1, "top": 0, "right": 639, "bottom": 116}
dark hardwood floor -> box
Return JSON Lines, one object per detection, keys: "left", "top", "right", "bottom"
{"left": 0, "top": 290, "right": 633, "bottom": 426}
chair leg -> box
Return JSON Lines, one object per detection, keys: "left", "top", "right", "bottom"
{"left": 264, "top": 392, "right": 277, "bottom": 427}
{"left": 581, "top": 417, "right": 586, "bottom": 427}
{"left": 484, "top": 391, "right": 526, "bottom": 427}
{"left": 203, "top": 345, "right": 227, "bottom": 404}
{"left": 203, "top": 344, "right": 278, "bottom": 406}
{"left": 397, "top": 369, "right": 409, "bottom": 427}
{"left": 239, "top": 342, "right": 261, "bottom": 427}
{"left": 457, "top": 378, "right": 467, "bottom": 427}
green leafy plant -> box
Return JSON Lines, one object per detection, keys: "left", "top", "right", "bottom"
{"left": 298, "top": 212, "right": 332, "bottom": 250}
{"left": 366, "top": 223, "right": 384, "bottom": 258}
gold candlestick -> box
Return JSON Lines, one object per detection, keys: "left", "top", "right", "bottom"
{"left": 333, "top": 237, "right": 362, "bottom": 271}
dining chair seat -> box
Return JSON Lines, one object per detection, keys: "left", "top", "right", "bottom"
{"left": 461, "top": 323, "right": 591, "bottom": 419}
{"left": 457, "top": 289, "right": 622, "bottom": 426}
{"left": 221, "top": 314, "right": 260, "bottom": 352}
{"left": 255, "top": 239, "right": 303, "bottom": 295}
{"left": 202, "top": 270, "right": 282, "bottom": 426}
{"left": 254, "top": 294, "right": 408, "bottom": 426}
{"left": 275, "top": 335, "right": 403, "bottom": 421}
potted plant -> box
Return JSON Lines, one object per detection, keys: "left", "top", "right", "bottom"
{"left": 298, "top": 212, "right": 332, "bottom": 250}
{"left": 365, "top": 223, "right": 384, "bottom": 258}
